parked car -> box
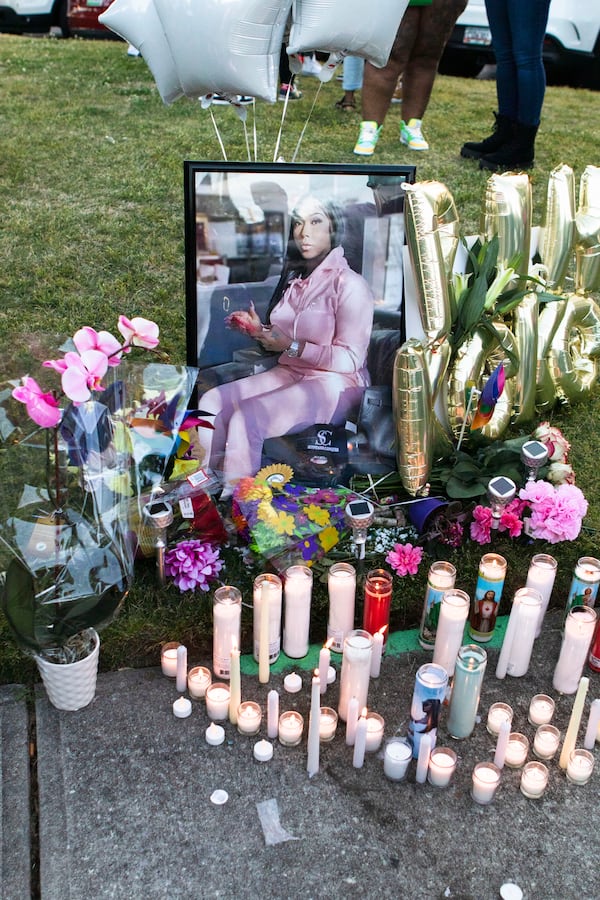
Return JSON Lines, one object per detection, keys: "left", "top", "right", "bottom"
{"left": 0, "top": 0, "right": 114, "bottom": 37}
{"left": 440, "top": 0, "right": 599, "bottom": 88}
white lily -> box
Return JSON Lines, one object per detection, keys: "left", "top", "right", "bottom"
{"left": 484, "top": 264, "right": 517, "bottom": 310}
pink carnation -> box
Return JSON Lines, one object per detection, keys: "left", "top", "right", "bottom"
{"left": 385, "top": 542, "right": 423, "bottom": 576}
{"left": 470, "top": 505, "right": 493, "bottom": 544}
{"left": 520, "top": 480, "right": 587, "bottom": 543}
{"left": 165, "top": 539, "right": 223, "bottom": 592}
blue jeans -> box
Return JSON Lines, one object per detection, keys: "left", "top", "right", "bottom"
{"left": 485, "top": 0, "right": 551, "bottom": 125}
{"left": 343, "top": 56, "right": 364, "bottom": 92}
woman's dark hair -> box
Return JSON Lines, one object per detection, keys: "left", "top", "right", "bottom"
{"left": 265, "top": 196, "right": 345, "bottom": 324}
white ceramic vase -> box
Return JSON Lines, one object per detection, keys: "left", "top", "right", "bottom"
{"left": 34, "top": 630, "right": 100, "bottom": 711}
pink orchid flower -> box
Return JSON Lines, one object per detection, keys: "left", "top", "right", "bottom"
{"left": 61, "top": 349, "right": 109, "bottom": 402}
{"left": 73, "top": 326, "right": 123, "bottom": 366}
{"left": 117, "top": 315, "right": 159, "bottom": 350}
{"left": 12, "top": 376, "right": 61, "bottom": 428}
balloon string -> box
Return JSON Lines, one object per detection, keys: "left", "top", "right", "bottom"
{"left": 291, "top": 81, "right": 323, "bottom": 163}
{"left": 209, "top": 108, "right": 228, "bottom": 161}
{"left": 456, "top": 387, "right": 480, "bottom": 452}
{"left": 252, "top": 101, "right": 258, "bottom": 161}
{"left": 273, "top": 85, "right": 291, "bottom": 162}
{"left": 243, "top": 118, "right": 251, "bottom": 162}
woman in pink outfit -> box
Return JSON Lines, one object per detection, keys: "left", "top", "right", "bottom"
{"left": 198, "top": 196, "right": 374, "bottom": 493}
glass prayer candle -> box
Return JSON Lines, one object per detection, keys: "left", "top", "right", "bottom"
{"left": 528, "top": 693, "right": 555, "bottom": 725}
{"left": 187, "top": 665, "right": 211, "bottom": 699}
{"left": 319, "top": 707, "right": 338, "bottom": 742}
{"left": 205, "top": 683, "right": 231, "bottom": 721}
{"left": 471, "top": 762, "right": 501, "bottom": 804}
{"left": 589, "top": 621, "right": 600, "bottom": 673}
{"left": 504, "top": 587, "right": 543, "bottom": 677}
{"left": 364, "top": 711, "right": 385, "bottom": 752}
{"left": 363, "top": 569, "right": 393, "bottom": 649}
{"left": 338, "top": 629, "right": 373, "bottom": 722}
{"left": 253, "top": 573, "right": 283, "bottom": 665}
{"left": 468, "top": 553, "right": 507, "bottom": 643}
{"left": 427, "top": 747, "right": 457, "bottom": 788}
{"left": 419, "top": 561, "right": 457, "bottom": 650}
{"left": 447, "top": 644, "right": 487, "bottom": 739}
{"left": 566, "top": 748, "right": 594, "bottom": 785}
{"left": 525, "top": 553, "right": 558, "bottom": 637}
{"left": 212, "top": 586, "right": 242, "bottom": 679}
{"left": 278, "top": 710, "right": 304, "bottom": 747}
{"left": 282, "top": 564, "right": 313, "bottom": 659}
{"left": 520, "top": 761, "right": 549, "bottom": 799}
{"left": 504, "top": 732, "right": 529, "bottom": 769}
{"left": 432, "top": 589, "right": 470, "bottom": 677}
{"left": 486, "top": 702, "right": 513, "bottom": 736}
{"left": 383, "top": 739, "right": 412, "bottom": 781}
{"left": 236, "top": 701, "right": 262, "bottom": 736}
{"left": 564, "top": 556, "right": 600, "bottom": 620}
{"left": 327, "top": 562, "right": 356, "bottom": 653}
{"left": 553, "top": 606, "right": 598, "bottom": 694}
{"left": 533, "top": 724, "right": 560, "bottom": 760}
{"left": 407, "top": 662, "right": 448, "bottom": 759}
{"left": 160, "top": 642, "right": 180, "bottom": 677}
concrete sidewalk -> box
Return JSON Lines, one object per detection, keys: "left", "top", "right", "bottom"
{"left": 2, "top": 608, "right": 600, "bottom": 900}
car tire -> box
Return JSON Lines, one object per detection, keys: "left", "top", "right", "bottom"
{"left": 56, "top": 0, "right": 70, "bottom": 37}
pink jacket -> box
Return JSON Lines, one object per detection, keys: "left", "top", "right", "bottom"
{"left": 272, "top": 246, "right": 373, "bottom": 385}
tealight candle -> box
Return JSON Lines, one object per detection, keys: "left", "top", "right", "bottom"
{"left": 365, "top": 711, "right": 385, "bottom": 752}
{"left": 471, "top": 762, "right": 501, "bottom": 804}
{"left": 427, "top": 747, "right": 457, "bottom": 788}
{"left": 383, "top": 740, "right": 412, "bottom": 781}
{"left": 486, "top": 702, "right": 513, "bottom": 736}
{"left": 533, "top": 724, "right": 560, "bottom": 760}
{"left": 566, "top": 748, "right": 594, "bottom": 785}
{"left": 504, "top": 733, "right": 529, "bottom": 769}
{"left": 236, "top": 700, "right": 262, "bottom": 736}
{"left": 520, "top": 761, "right": 549, "bottom": 799}
{"left": 319, "top": 707, "right": 338, "bottom": 742}
{"left": 205, "top": 722, "right": 225, "bottom": 746}
{"left": 283, "top": 672, "right": 302, "bottom": 693}
{"left": 528, "top": 694, "right": 555, "bottom": 725}
{"left": 161, "top": 642, "right": 180, "bottom": 677}
{"left": 278, "top": 711, "right": 304, "bottom": 747}
{"left": 187, "top": 666, "right": 211, "bottom": 699}
{"left": 205, "top": 683, "right": 231, "bottom": 721}
{"left": 253, "top": 739, "right": 273, "bottom": 762}
{"left": 173, "top": 696, "right": 192, "bottom": 719}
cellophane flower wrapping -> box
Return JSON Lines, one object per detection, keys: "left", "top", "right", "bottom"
{"left": 0, "top": 338, "right": 198, "bottom": 657}
{"left": 232, "top": 476, "right": 353, "bottom": 574}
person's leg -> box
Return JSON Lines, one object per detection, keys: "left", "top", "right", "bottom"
{"left": 506, "top": 0, "right": 551, "bottom": 125}
{"left": 361, "top": 7, "right": 420, "bottom": 126}
{"left": 485, "top": 0, "right": 518, "bottom": 120}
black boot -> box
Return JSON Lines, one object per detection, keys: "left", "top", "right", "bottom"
{"left": 479, "top": 122, "right": 538, "bottom": 172}
{"left": 460, "top": 113, "right": 514, "bottom": 160}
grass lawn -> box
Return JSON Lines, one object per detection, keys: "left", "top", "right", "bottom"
{"left": 0, "top": 34, "right": 599, "bottom": 684}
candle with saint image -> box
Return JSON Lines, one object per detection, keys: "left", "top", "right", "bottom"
{"left": 345, "top": 696, "right": 359, "bottom": 746}
{"left": 419, "top": 561, "right": 457, "bottom": 650}
{"left": 525, "top": 553, "right": 557, "bottom": 637}
{"left": 338, "top": 629, "right": 373, "bottom": 722}
{"left": 408, "top": 663, "right": 448, "bottom": 759}
{"left": 564, "top": 556, "right": 600, "bottom": 620}
{"left": 176, "top": 644, "right": 187, "bottom": 693}
{"left": 318, "top": 639, "right": 333, "bottom": 695}
{"left": 213, "top": 586, "right": 242, "bottom": 679}
{"left": 468, "top": 553, "right": 507, "bottom": 643}
{"left": 307, "top": 669, "right": 321, "bottom": 777}
{"left": 432, "top": 589, "right": 470, "bottom": 677}
{"left": 228, "top": 640, "right": 241, "bottom": 725}
{"left": 559, "top": 676, "right": 589, "bottom": 769}
{"left": 253, "top": 573, "right": 283, "bottom": 679}
{"left": 283, "top": 564, "right": 313, "bottom": 659}
{"left": 363, "top": 569, "right": 393, "bottom": 649}
{"left": 160, "top": 642, "right": 180, "bottom": 677}
{"left": 553, "top": 607, "right": 597, "bottom": 694}
{"left": 415, "top": 732, "right": 432, "bottom": 784}
{"left": 267, "top": 689, "right": 279, "bottom": 740}
{"left": 370, "top": 626, "right": 387, "bottom": 679}
{"left": 352, "top": 709, "right": 368, "bottom": 769}
{"left": 327, "top": 562, "right": 356, "bottom": 652}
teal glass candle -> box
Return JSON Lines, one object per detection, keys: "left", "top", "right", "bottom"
{"left": 447, "top": 644, "right": 488, "bottom": 740}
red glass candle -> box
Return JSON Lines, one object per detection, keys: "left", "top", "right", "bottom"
{"left": 363, "top": 568, "right": 393, "bottom": 648}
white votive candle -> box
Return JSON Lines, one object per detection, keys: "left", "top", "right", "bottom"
{"left": 520, "top": 761, "right": 549, "bottom": 799}
{"left": 486, "top": 702, "right": 514, "bottom": 736}
{"left": 205, "top": 683, "right": 231, "bottom": 721}
{"left": 383, "top": 740, "right": 412, "bottom": 781}
{"left": 236, "top": 700, "right": 262, "bottom": 736}
{"left": 173, "top": 696, "right": 192, "bottom": 719}
{"left": 278, "top": 711, "right": 304, "bottom": 747}
{"left": 187, "top": 666, "right": 211, "bottom": 699}
{"left": 365, "top": 712, "right": 385, "bottom": 752}
{"left": 471, "top": 762, "right": 501, "bottom": 804}
{"left": 528, "top": 694, "right": 555, "bottom": 725}
{"left": 533, "top": 724, "right": 560, "bottom": 760}
{"left": 427, "top": 747, "right": 457, "bottom": 787}
{"left": 566, "top": 748, "right": 594, "bottom": 785}
{"left": 504, "top": 733, "right": 529, "bottom": 769}
{"left": 319, "top": 707, "right": 338, "bottom": 742}
{"left": 161, "top": 642, "right": 180, "bottom": 677}
{"left": 205, "top": 722, "right": 225, "bottom": 746}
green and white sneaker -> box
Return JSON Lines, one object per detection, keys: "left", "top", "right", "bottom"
{"left": 400, "top": 118, "right": 429, "bottom": 151}
{"left": 353, "top": 121, "right": 381, "bottom": 156}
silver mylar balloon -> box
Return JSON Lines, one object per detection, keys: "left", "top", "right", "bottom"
{"left": 392, "top": 339, "right": 433, "bottom": 496}
{"left": 482, "top": 173, "right": 532, "bottom": 275}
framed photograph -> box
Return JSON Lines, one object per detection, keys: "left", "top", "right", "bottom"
{"left": 184, "top": 161, "right": 416, "bottom": 487}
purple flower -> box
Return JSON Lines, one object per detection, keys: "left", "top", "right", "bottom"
{"left": 165, "top": 539, "right": 223, "bottom": 592}
{"left": 385, "top": 542, "right": 423, "bottom": 576}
